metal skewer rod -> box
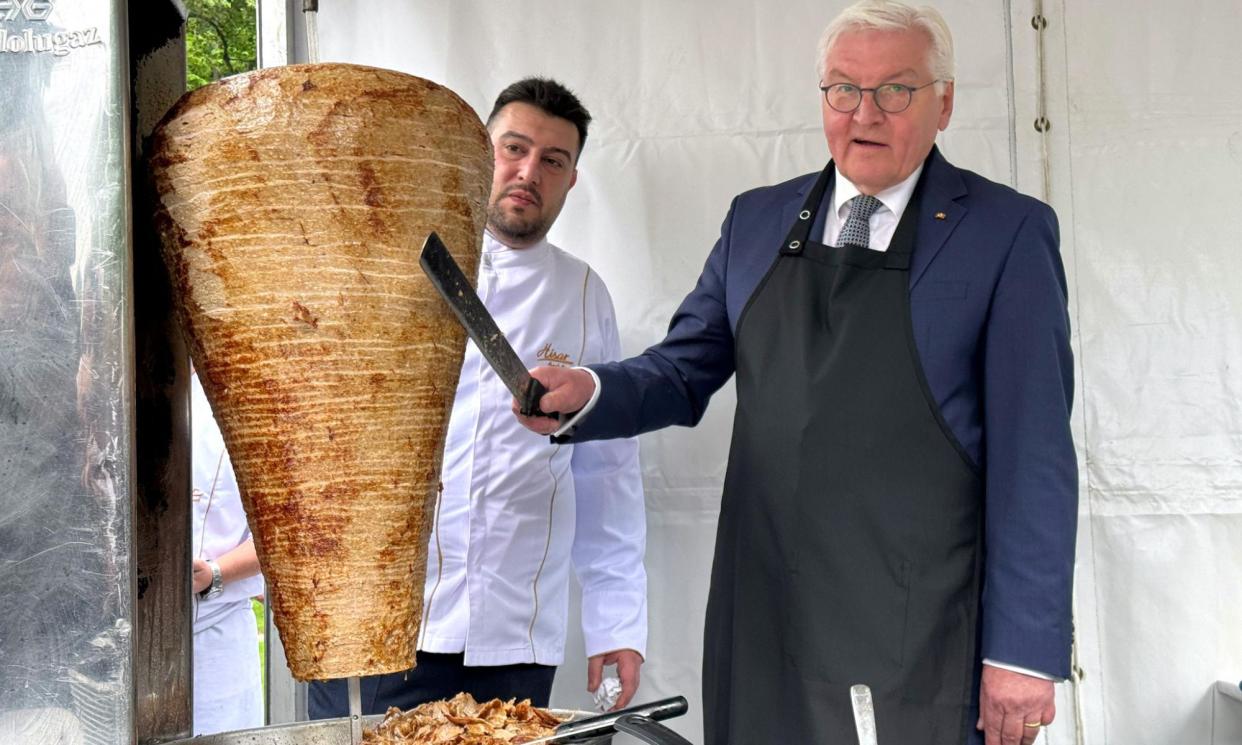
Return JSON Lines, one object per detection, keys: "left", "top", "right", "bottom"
{"left": 303, "top": 0, "right": 320, "bottom": 63}
{"left": 348, "top": 675, "right": 363, "bottom": 745}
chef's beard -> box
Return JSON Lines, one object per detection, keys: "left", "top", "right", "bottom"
{"left": 486, "top": 186, "right": 560, "bottom": 247}
{"left": 487, "top": 207, "right": 546, "bottom": 244}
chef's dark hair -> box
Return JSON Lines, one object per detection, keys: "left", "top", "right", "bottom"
{"left": 487, "top": 77, "right": 591, "bottom": 159}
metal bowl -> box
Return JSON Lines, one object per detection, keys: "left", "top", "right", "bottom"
{"left": 164, "top": 711, "right": 611, "bottom": 745}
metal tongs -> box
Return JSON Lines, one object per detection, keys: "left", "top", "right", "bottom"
{"left": 522, "top": 696, "right": 691, "bottom": 745}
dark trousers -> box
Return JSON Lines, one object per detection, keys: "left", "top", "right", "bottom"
{"left": 307, "top": 652, "right": 557, "bottom": 719}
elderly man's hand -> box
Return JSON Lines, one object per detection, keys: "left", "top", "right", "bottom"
{"left": 587, "top": 648, "right": 643, "bottom": 711}
{"left": 513, "top": 366, "right": 596, "bottom": 435}
{"left": 977, "top": 665, "right": 1055, "bottom": 745}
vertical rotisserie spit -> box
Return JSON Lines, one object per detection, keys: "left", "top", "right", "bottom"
{"left": 149, "top": 63, "right": 491, "bottom": 681}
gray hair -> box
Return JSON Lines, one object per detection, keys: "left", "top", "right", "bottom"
{"left": 816, "top": 0, "right": 955, "bottom": 92}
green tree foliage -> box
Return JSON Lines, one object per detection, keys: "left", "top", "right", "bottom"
{"left": 185, "top": 0, "right": 258, "bottom": 91}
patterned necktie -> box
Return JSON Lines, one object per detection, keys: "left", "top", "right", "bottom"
{"left": 836, "top": 194, "right": 883, "bottom": 249}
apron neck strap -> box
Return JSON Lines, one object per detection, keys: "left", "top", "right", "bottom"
{"left": 781, "top": 162, "right": 835, "bottom": 255}
{"left": 780, "top": 157, "right": 935, "bottom": 269}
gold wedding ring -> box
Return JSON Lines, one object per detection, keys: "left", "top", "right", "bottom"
{"left": 1023, "top": 722, "right": 1043, "bottom": 728}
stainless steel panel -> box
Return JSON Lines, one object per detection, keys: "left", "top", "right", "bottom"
{"left": 164, "top": 713, "right": 612, "bottom": 745}
{"left": 0, "top": 1, "right": 135, "bottom": 744}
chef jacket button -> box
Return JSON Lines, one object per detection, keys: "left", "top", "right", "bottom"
{"left": 799, "top": 210, "right": 811, "bottom": 220}
{"left": 788, "top": 240, "right": 801, "bottom": 250}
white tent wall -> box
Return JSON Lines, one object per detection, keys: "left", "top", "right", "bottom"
{"left": 301, "top": 1, "right": 1242, "bottom": 743}
{"left": 1034, "top": 1, "right": 1242, "bottom": 743}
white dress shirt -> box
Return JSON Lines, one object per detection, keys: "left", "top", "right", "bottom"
{"left": 419, "top": 232, "right": 648, "bottom": 667}
{"left": 191, "top": 374, "right": 265, "bottom": 733}
{"left": 822, "top": 165, "right": 923, "bottom": 251}
{"left": 191, "top": 375, "right": 265, "bottom": 629}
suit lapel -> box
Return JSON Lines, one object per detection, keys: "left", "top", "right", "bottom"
{"left": 909, "top": 147, "right": 968, "bottom": 289}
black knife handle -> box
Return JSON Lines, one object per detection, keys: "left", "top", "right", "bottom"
{"left": 521, "top": 377, "right": 557, "bottom": 419}
{"left": 613, "top": 714, "right": 694, "bottom": 745}
{"left": 549, "top": 696, "right": 688, "bottom": 741}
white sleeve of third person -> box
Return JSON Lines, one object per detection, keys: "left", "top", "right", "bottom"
{"left": 570, "top": 270, "right": 648, "bottom": 660}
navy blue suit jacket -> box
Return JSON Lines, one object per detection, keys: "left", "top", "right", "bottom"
{"left": 575, "top": 147, "right": 1078, "bottom": 680}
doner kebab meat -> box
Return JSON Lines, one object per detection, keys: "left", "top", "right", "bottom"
{"left": 148, "top": 63, "right": 491, "bottom": 680}
{"left": 363, "top": 693, "right": 565, "bottom": 744}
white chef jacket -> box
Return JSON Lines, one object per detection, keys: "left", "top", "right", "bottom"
{"left": 418, "top": 232, "right": 647, "bottom": 667}
{"left": 191, "top": 374, "right": 265, "bottom": 734}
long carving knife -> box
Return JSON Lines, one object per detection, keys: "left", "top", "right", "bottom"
{"left": 419, "top": 232, "right": 554, "bottom": 418}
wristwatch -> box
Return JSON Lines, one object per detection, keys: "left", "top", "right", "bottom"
{"left": 198, "top": 559, "right": 223, "bottom": 600}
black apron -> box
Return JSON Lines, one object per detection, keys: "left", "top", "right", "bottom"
{"left": 701, "top": 162, "right": 984, "bottom": 744}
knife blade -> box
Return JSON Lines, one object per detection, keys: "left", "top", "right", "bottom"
{"left": 419, "top": 231, "right": 554, "bottom": 418}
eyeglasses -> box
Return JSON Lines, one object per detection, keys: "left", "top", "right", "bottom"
{"left": 819, "top": 80, "right": 943, "bottom": 114}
